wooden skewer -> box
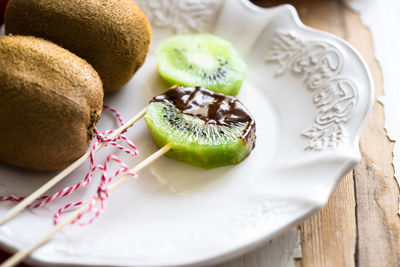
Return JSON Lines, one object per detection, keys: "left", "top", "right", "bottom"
{"left": 0, "top": 143, "right": 172, "bottom": 267}
{"left": 0, "top": 108, "right": 147, "bottom": 226}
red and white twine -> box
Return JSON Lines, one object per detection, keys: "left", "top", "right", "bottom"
{"left": 0, "top": 105, "right": 139, "bottom": 225}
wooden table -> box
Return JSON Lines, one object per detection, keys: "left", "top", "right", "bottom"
{"left": 0, "top": 1, "right": 396, "bottom": 266}
{"left": 219, "top": 0, "right": 399, "bottom": 266}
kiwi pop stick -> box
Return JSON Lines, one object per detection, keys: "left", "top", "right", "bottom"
{"left": 0, "top": 108, "right": 147, "bottom": 226}
{"left": 1, "top": 86, "right": 256, "bottom": 267}
{"left": 0, "top": 144, "right": 172, "bottom": 267}
{"left": 144, "top": 86, "right": 256, "bottom": 168}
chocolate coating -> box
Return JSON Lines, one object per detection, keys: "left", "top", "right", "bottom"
{"left": 151, "top": 86, "right": 256, "bottom": 142}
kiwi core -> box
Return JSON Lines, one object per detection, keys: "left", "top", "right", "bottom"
{"left": 156, "top": 33, "right": 247, "bottom": 96}
{"left": 151, "top": 86, "right": 255, "bottom": 141}
{"left": 187, "top": 52, "right": 218, "bottom": 70}
{"left": 145, "top": 86, "right": 256, "bottom": 168}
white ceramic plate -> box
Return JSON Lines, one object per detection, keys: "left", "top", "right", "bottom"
{"left": 0, "top": 0, "right": 373, "bottom": 266}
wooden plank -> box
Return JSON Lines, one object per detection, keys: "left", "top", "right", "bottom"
{"left": 344, "top": 7, "right": 400, "bottom": 267}
{"left": 299, "top": 172, "right": 356, "bottom": 267}
{"left": 291, "top": 2, "right": 358, "bottom": 266}
{"left": 251, "top": 0, "right": 345, "bottom": 36}
{"left": 224, "top": 1, "right": 358, "bottom": 267}
{"left": 226, "top": 1, "right": 398, "bottom": 266}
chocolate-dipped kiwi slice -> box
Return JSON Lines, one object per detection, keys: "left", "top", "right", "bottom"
{"left": 144, "top": 86, "right": 256, "bottom": 169}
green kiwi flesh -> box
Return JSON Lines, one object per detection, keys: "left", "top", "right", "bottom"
{"left": 0, "top": 35, "right": 103, "bottom": 171}
{"left": 144, "top": 86, "right": 256, "bottom": 169}
{"left": 156, "top": 34, "right": 247, "bottom": 96}
{"left": 5, "top": 0, "right": 152, "bottom": 93}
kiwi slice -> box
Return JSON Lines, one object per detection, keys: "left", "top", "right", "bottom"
{"left": 144, "top": 86, "right": 256, "bottom": 169}
{"left": 156, "top": 34, "right": 247, "bottom": 96}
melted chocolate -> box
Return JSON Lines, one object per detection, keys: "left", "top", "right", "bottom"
{"left": 150, "top": 86, "right": 256, "bottom": 142}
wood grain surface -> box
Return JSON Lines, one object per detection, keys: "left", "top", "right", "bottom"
{"left": 0, "top": 1, "right": 396, "bottom": 267}
{"left": 218, "top": 0, "right": 398, "bottom": 266}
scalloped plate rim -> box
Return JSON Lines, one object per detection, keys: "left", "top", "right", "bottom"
{"left": 0, "top": 1, "right": 373, "bottom": 266}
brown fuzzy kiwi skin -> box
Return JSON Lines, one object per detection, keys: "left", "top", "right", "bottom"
{"left": 0, "top": 35, "right": 103, "bottom": 171}
{"left": 4, "top": 0, "right": 152, "bottom": 93}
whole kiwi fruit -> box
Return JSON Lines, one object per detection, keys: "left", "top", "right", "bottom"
{"left": 0, "top": 35, "right": 103, "bottom": 171}
{"left": 4, "top": 0, "right": 151, "bottom": 92}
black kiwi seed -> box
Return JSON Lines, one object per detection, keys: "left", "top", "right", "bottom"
{"left": 156, "top": 34, "right": 247, "bottom": 96}
{"left": 145, "top": 86, "right": 255, "bottom": 168}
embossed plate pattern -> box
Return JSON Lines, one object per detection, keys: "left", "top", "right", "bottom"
{"left": 0, "top": 0, "right": 373, "bottom": 266}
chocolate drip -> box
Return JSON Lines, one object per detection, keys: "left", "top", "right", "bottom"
{"left": 150, "top": 86, "right": 256, "bottom": 141}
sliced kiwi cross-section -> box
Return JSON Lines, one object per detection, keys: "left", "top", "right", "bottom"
{"left": 156, "top": 34, "right": 247, "bottom": 96}
{"left": 144, "top": 86, "right": 256, "bottom": 169}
